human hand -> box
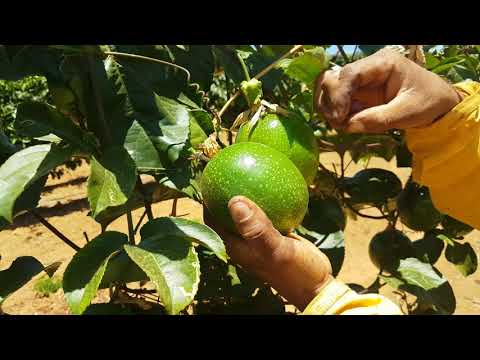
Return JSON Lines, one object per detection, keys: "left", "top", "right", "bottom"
{"left": 314, "top": 48, "right": 464, "bottom": 133}
{"left": 204, "top": 195, "right": 332, "bottom": 311}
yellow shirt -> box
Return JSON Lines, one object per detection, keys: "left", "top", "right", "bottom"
{"left": 303, "top": 80, "right": 480, "bottom": 315}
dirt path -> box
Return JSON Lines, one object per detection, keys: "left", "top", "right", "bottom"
{"left": 1, "top": 154, "right": 479, "bottom": 315}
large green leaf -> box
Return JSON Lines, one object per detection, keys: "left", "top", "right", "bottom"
{"left": 124, "top": 120, "right": 163, "bottom": 171}
{"left": 87, "top": 146, "right": 137, "bottom": 219}
{"left": 60, "top": 53, "right": 132, "bottom": 149}
{"left": 397, "top": 257, "right": 446, "bottom": 291}
{"left": 14, "top": 101, "right": 98, "bottom": 155}
{"left": 445, "top": 241, "right": 478, "bottom": 277}
{"left": 155, "top": 162, "right": 202, "bottom": 201}
{"left": 140, "top": 217, "right": 227, "bottom": 263}
{"left": 189, "top": 110, "right": 215, "bottom": 149}
{"left": 63, "top": 232, "right": 128, "bottom": 315}
{"left": 381, "top": 270, "right": 456, "bottom": 314}
{"left": 168, "top": 45, "right": 215, "bottom": 91}
{"left": 0, "top": 256, "right": 44, "bottom": 305}
{"left": 0, "top": 144, "right": 74, "bottom": 223}
{"left": 124, "top": 236, "right": 200, "bottom": 315}
{"left": 105, "top": 59, "right": 191, "bottom": 164}
{"left": 0, "top": 45, "right": 63, "bottom": 81}
{"left": 279, "top": 47, "right": 328, "bottom": 86}
{"left": 110, "top": 45, "right": 188, "bottom": 99}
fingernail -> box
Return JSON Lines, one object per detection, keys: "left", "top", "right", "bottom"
{"left": 230, "top": 201, "right": 252, "bottom": 222}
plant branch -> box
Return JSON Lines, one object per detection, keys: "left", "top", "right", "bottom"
{"left": 29, "top": 210, "right": 81, "bottom": 251}
{"left": 343, "top": 201, "right": 389, "bottom": 220}
{"left": 134, "top": 209, "right": 147, "bottom": 234}
{"left": 218, "top": 45, "right": 304, "bottom": 118}
{"left": 136, "top": 176, "right": 154, "bottom": 221}
{"left": 103, "top": 51, "right": 191, "bottom": 83}
{"left": 170, "top": 197, "right": 178, "bottom": 217}
{"left": 126, "top": 211, "right": 135, "bottom": 245}
{"left": 337, "top": 45, "right": 350, "bottom": 64}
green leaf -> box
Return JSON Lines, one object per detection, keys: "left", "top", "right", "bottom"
{"left": 301, "top": 196, "right": 346, "bottom": 235}
{"left": 380, "top": 272, "right": 456, "bottom": 314}
{"left": 110, "top": 45, "right": 188, "bottom": 99}
{"left": 94, "top": 182, "right": 184, "bottom": 229}
{"left": 140, "top": 217, "right": 227, "bottom": 263}
{"left": 124, "top": 236, "right": 200, "bottom": 315}
{"left": 189, "top": 110, "right": 215, "bottom": 149}
{"left": 99, "top": 251, "right": 148, "bottom": 288}
{"left": 105, "top": 58, "right": 191, "bottom": 164}
{"left": 0, "top": 45, "right": 63, "bottom": 81}
{"left": 296, "top": 227, "right": 345, "bottom": 277}
{"left": 87, "top": 146, "right": 137, "bottom": 219}
{"left": 168, "top": 45, "right": 215, "bottom": 91}
{"left": 0, "top": 144, "right": 74, "bottom": 223}
{"left": 63, "top": 231, "right": 128, "bottom": 315}
{"left": 349, "top": 135, "right": 398, "bottom": 163}
{"left": 413, "top": 230, "right": 445, "bottom": 265}
{"left": 124, "top": 120, "right": 163, "bottom": 171}
{"left": 445, "top": 241, "right": 478, "bottom": 277}
{"left": 213, "top": 46, "right": 247, "bottom": 84}
{"left": 14, "top": 101, "right": 98, "bottom": 155}
{"left": 281, "top": 48, "right": 328, "bottom": 85}
{"left": 155, "top": 163, "right": 202, "bottom": 201}
{"left": 0, "top": 256, "right": 44, "bottom": 305}
{"left": 397, "top": 257, "right": 446, "bottom": 291}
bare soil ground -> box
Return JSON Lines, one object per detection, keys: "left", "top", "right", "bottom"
{"left": 1, "top": 154, "right": 479, "bottom": 315}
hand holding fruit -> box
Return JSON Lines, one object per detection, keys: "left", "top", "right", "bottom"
{"left": 204, "top": 196, "right": 332, "bottom": 311}
{"left": 314, "top": 48, "right": 464, "bottom": 133}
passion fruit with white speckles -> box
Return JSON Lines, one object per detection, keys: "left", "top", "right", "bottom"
{"left": 236, "top": 113, "right": 319, "bottom": 185}
{"left": 200, "top": 142, "right": 309, "bottom": 235}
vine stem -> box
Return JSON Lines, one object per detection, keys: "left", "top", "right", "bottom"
{"left": 134, "top": 209, "right": 147, "bottom": 234}
{"left": 170, "top": 197, "right": 178, "bottom": 217}
{"left": 103, "top": 51, "right": 191, "bottom": 83}
{"left": 218, "top": 45, "right": 304, "bottom": 118}
{"left": 127, "top": 211, "right": 135, "bottom": 245}
{"left": 237, "top": 52, "right": 251, "bottom": 81}
{"left": 136, "top": 176, "right": 154, "bottom": 221}
{"left": 29, "top": 210, "right": 81, "bottom": 252}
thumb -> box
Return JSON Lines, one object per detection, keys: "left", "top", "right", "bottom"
{"left": 228, "top": 196, "right": 282, "bottom": 248}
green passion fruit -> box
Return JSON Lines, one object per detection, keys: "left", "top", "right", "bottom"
{"left": 236, "top": 113, "right": 319, "bottom": 185}
{"left": 397, "top": 182, "right": 443, "bottom": 232}
{"left": 368, "top": 229, "right": 415, "bottom": 273}
{"left": 200, "top": 142, "right": 309, "bottom": 234}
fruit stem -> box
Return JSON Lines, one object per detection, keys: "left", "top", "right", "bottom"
{"left": 218, "top": 45, "right": 304, "bottom": 118}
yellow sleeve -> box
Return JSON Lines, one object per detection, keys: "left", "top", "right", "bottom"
{"left": 302, "top": 279, "right": 403, "bottom": 315}
{"left": 405, "top": 80, "right": 480, "bottom": 229}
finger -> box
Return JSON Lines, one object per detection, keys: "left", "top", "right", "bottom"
{"left": 320, "top": 49, "right": 397, "bottom": 126}
{"left": 228, "top": 196, "right": 281, "bottom": 241}
{"left": 343, "top": 93, "right": 430, "bottom": 133}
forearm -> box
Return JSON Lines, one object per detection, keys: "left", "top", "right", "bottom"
{"left": 405, "top": 80, "right": 480, "bottom": 230}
